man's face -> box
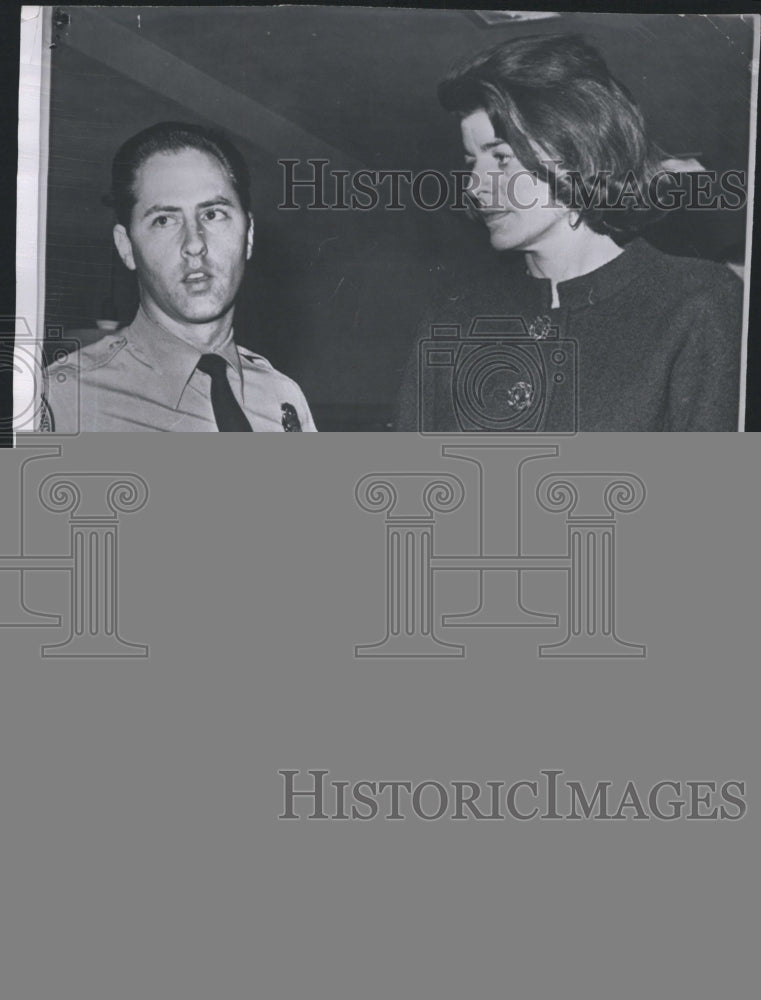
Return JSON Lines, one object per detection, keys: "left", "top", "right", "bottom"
{"left": 113, "top": 148, "right": 253, "bottom": 341}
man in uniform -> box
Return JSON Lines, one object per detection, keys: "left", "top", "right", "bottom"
{"left": 44, "top": 121, "right": 315, "bottom": 432}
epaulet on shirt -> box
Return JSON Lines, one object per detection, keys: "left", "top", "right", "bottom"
{"left": 237, "top": 347, "right": 274, "bottom": 372}
{"left": 46, "top": 333, "right": 128, "bottom": 376}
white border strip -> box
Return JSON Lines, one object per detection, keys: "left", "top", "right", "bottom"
{"left": 15, "top": 5, "right": 51, "bottom": 435}
{"left": 738, "top": 12, "right": 759, "bottom": 430}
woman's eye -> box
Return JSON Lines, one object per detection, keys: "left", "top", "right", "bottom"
{"left": 494, "top": 152, "right": 514, "bottom": 167}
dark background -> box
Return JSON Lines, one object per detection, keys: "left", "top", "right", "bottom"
{"left": 43, "top": 6, "right": 756, "bottom": 429}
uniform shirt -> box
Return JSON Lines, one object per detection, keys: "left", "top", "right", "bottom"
{"left": 42, "top": 307, "right": 316, "bottom": 432}
{"left": 395, "top": 237, "right": 743, "bottom": 432}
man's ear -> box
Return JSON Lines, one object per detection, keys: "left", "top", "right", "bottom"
{"left": 245, "top": 213, "right": 254, "bottom": 261}
{"left": 113, "top": 224, "right": 136, "bottom": 271}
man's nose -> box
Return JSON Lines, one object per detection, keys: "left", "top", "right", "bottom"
{"left": 181, "top": 224, "right": 207, "bottom": 257}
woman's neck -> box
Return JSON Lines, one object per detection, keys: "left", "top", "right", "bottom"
{"left": 524, "top": 226, "right": 624, "bottom": 308}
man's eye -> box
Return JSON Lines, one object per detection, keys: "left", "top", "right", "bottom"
{"left": 201, "top": 208, "right": 227, "bottom": 222}
{"left": 151, "top": 215, "right": 174, "bottom": 228}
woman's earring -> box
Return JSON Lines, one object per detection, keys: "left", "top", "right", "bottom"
{"left": 567, "top": 210, "right": 581, "bottom": 229}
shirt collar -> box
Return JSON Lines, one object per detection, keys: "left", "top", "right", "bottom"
{"left": 124, "top": 307, "right": 242, "bottom": 408}
{"left": 521, "top": 237, "right": 654, "bottom": 310}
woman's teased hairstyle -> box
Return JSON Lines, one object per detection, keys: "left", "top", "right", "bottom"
{"left": 438, "top": 34, "right": 666, "bottom": 237}
{"left": 107, "top": 121, "right": 251, "bottom": 229}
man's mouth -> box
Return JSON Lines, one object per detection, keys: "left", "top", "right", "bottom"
{"left": 183, "top": 270, "right": 213, "bottom": 285}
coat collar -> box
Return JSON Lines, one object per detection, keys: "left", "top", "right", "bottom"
{"left": 520, "top": 237, "right": 655, "bottom": 311}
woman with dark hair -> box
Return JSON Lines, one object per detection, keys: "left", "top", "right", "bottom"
{"left": 395, "top": 34, "right": 744, "bottom": 431}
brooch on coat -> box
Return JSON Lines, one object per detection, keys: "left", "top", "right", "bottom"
{"left": 527, "top": 315, "right": 552, "bottom": 340}
{"left": 281, "top": 402, "right": 302, "bottom": 431}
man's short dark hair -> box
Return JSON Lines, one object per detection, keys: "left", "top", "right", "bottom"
{"left": 108, "top": 121, "right": 252, "bottom": 229}
{"left": 438, "top": 34, "right": 666, "bottom": 238}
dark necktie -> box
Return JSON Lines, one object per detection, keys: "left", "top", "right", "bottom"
{"left": 196, "top": 353, "right": 253, "bottom": 432}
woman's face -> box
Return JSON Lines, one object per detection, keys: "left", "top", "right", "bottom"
{"left": 460, "top": 109, "right": 570, "bottom": 253}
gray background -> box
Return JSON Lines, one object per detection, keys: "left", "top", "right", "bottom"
{"left": 0, "top": 433, "right": 758, "bottom": 998}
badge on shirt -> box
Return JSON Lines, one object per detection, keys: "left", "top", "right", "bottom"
{"left": 281, "top": 403, "right": 302, "bottom": 431}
